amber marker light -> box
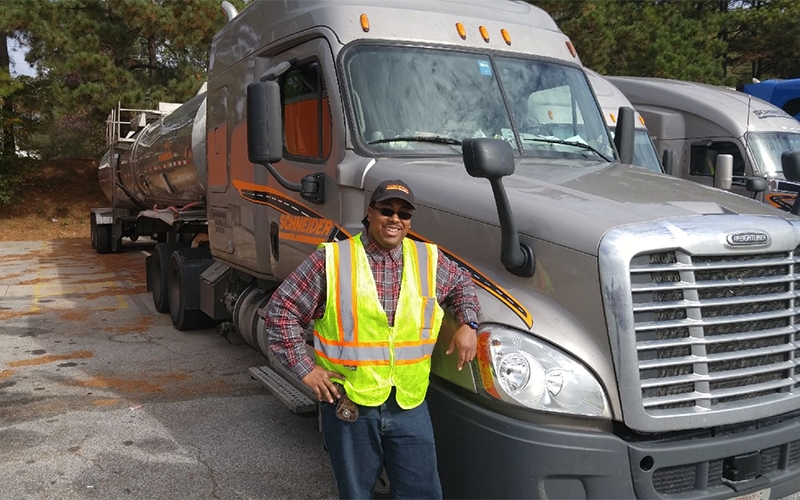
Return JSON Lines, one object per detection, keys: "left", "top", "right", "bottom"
{"left": 501, "top": 28, "right": 511, "bottom": 45}
{"left": 360, "top": 13, "right": 369, "bottom": 32}
{"left": 566, "top": 40, "right": 577, "bottom": 58}
{"left": 639, "top": 115, "right": 646, "bottom": 126}
{"left": 610, "top": 113, "right": 617, "bottom": 124}
{"left": 456, "top": 22, "right": 467, "bottom": 40}
{"left": 479, "top": 25, "right": 490, "bottom": 42}
{"left": 476, "top": 333, "right": 501, "bottom": 399}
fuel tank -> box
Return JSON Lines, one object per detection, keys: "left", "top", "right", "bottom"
{"left": 98, "top": 85, "right": 208, "bottom": 210}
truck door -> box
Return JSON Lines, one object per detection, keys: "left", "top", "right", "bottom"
{"left": 258, "top": 39, "right": 346, "bottom": 280}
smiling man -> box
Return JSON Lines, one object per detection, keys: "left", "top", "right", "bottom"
{"left": 264, "top": 179, "right": 481, "bottom": 499}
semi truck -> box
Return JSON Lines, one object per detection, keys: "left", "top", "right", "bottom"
{"left": 608, "top": 76, "right": 800, "bottom": 212}
{"left": 91, "top": 1, "right": 800, "bottom": 498}
{"left": 743, "top": 78, "right": 800, "bottom": 121}
{"left": 585, "top": 68, "right": 663, "bottom": 174}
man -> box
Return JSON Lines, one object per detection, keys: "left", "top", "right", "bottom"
{"left": 264, "top": 178, "right": 481, "bottom": 499}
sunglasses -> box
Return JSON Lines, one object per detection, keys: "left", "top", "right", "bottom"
{"left": 374, "top": 207, "right": 413, "bottom": 220}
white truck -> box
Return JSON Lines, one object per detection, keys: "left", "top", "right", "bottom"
{"left": 608, "top": 76, "right": 800, "bottom": 211}
{"left": 586, "top": 68, "right": 663, "bottom": 174}
{"left": 91, "top": 1, "right": 800, "bottom": 498}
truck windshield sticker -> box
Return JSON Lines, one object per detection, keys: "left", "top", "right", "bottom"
{"left": 478, "top": 60, "right": 493, "bottom": 76}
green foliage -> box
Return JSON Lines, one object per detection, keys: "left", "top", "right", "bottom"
{"left": 1, "top": 0, "right": 797, "bottom": 167}
{"left": 533, "top": 0, "right": 798, "bottom": 86}
{"left": 1, "top": 0, "right": 245, "bottom": 162}
{"left": 0, "top": 153, "right": 42, "bottom": 205}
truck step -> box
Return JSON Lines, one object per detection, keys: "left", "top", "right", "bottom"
{"left": 248, "top": 365, "right": 317, "bottom": 414}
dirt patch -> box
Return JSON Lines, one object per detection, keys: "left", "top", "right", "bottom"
{"left": 0, "top": 159, "right": 107, "bottom": 241}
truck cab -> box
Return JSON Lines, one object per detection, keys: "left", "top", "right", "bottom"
{"left": 608, "top": 76, "right": 800, "bottom": 211}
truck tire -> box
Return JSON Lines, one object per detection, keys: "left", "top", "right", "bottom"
{"left": 151, "top": 243, "right": 185, "bottom": 313}
{"left": 95, "top": 224, "right": 112, "bottom": 254}
{"left": 168, "top": 247, "right": 215, "bottom": 330}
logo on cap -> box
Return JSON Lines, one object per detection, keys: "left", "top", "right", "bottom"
{"left": 385, "top": 184, "right": 409, "bottom": 195}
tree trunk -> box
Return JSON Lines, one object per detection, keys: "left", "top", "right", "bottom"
{"left": 0, "top": 35, "right": 17, "bottom": 158}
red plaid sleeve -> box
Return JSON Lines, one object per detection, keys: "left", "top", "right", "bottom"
{"left": 263, "top": 249, "right": 327, "bottom": 380}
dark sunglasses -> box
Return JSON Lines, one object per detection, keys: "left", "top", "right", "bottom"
{"left": 375, "top": 207, "right": 413, "bottom": 220}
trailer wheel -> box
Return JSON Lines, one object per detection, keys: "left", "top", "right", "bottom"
{"left": 168, "top": 248, "right": 215, "bottom": 330}
{"left": 95, "top": 224, "right": 112, "bottom": 254}
{"left": 151, "top": 243, "right": 185, "bottom": 313}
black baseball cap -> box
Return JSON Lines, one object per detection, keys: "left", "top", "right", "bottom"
{"left": 370, "top": 179, "right": 416, "bottom": 209}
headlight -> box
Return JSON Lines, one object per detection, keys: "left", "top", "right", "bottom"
{"left": 475, "top": 325, "right": 610, "bottom": 418}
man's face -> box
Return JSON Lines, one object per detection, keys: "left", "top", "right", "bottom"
{"left": 366, "top": 198, "right": 413, "bottom": 250}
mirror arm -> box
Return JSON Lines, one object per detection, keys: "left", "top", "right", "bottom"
{"left": 488, "top": 177, "right": 536, "bottom": 277}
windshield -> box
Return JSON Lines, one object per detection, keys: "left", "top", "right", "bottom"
{"left": 748, "top": 132, "right": 800, "bottom": 174}
{"left": 343, "top": 45, "right": 614, "bottom": 162}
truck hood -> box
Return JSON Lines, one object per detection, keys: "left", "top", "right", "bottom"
{"left": 366, "top": 157, "right": 785, "bottom": 256}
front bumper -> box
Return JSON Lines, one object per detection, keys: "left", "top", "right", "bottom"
{"left": 428, "top": 383, "right": 800, "bottom": 499}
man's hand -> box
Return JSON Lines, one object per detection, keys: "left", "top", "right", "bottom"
{"left": 301, "top": 366, "right": 345, "bottom": 403}
{"left": 446, "top": 324, "right": 478, "bottom": 371}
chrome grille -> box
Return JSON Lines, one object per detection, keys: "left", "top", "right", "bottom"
{"left": 632, "top": 249, "right": 800, "bottom": 416}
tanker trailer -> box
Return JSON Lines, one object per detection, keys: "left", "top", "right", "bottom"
{"left": 90, "top": 84, "right": 209, "bottom": 254}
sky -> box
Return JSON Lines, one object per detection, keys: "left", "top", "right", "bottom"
{"left": 8, "top": 38, "right": 36, "bottom": 77}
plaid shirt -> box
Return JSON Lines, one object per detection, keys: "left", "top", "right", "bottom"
{"left": 264, "top": 232, "right": 481, "bottom": 379}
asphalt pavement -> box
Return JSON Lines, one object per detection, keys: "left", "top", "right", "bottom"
{"left": 0, "top": 239, "right": 336, "bottom": 500}
{"left": 2, "top": 238, "right": 799, "bottom": 500}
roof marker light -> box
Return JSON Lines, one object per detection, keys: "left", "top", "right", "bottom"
{"left": 360, "top": 14, "right": 370, "bottom": 32}
{"left": 479, "top": 25, "right": 490, "bottom": 43}
{"left": 501, "top": 29, "right": 511, "bottom": 45}
{"left": 610, "top": 113, "right": 617, "bottom": 124}
{"left": 456, "top": 22, "right": 467, "bottom": 40}
{"left": 639, "top": 115, "right": 646, "bottom": 126}
{"left": 566, "top": 40, "right": 577, "bottom": 58}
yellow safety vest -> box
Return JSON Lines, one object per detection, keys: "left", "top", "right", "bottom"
{"left": 314, "top": 235, "right": 444, "bottom": 409}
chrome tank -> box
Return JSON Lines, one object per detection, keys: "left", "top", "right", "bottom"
{"left": 98, "top": 88, "right": 208, "bottom": 209}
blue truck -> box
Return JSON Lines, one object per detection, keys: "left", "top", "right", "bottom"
{"left": 743, "top": 78, "right": 800, "bottom": 121}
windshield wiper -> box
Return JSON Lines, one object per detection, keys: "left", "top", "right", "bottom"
{"left": 520, "top": 137, "right": 611, "bottom": 162}
{"left": 368, "top": 136, "right": 462, "bottom": 146}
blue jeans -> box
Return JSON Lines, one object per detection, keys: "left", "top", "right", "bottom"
{"left": 320, "top": 390, "right": 442, "bottom": 500}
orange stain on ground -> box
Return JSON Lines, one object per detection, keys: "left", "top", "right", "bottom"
{"left": 0, "top": 369, "right": 15, "bottom": 380}
{"left": 8, "top": 350, "right": 94, "bottom": 367}
{"left": 92, "top": 398, "right": 121, "bottom": 406}
{"left": 70, "top": 376, "right": 165, "bottom": 394}
{"left": 59, "top": 309, "right": 92, "bottom": 322}
{"left": 0, "top": 310, "right": 44, "bottom": 321}
{"left": 109, "top": 316, "right": 153, "bottom": 333}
